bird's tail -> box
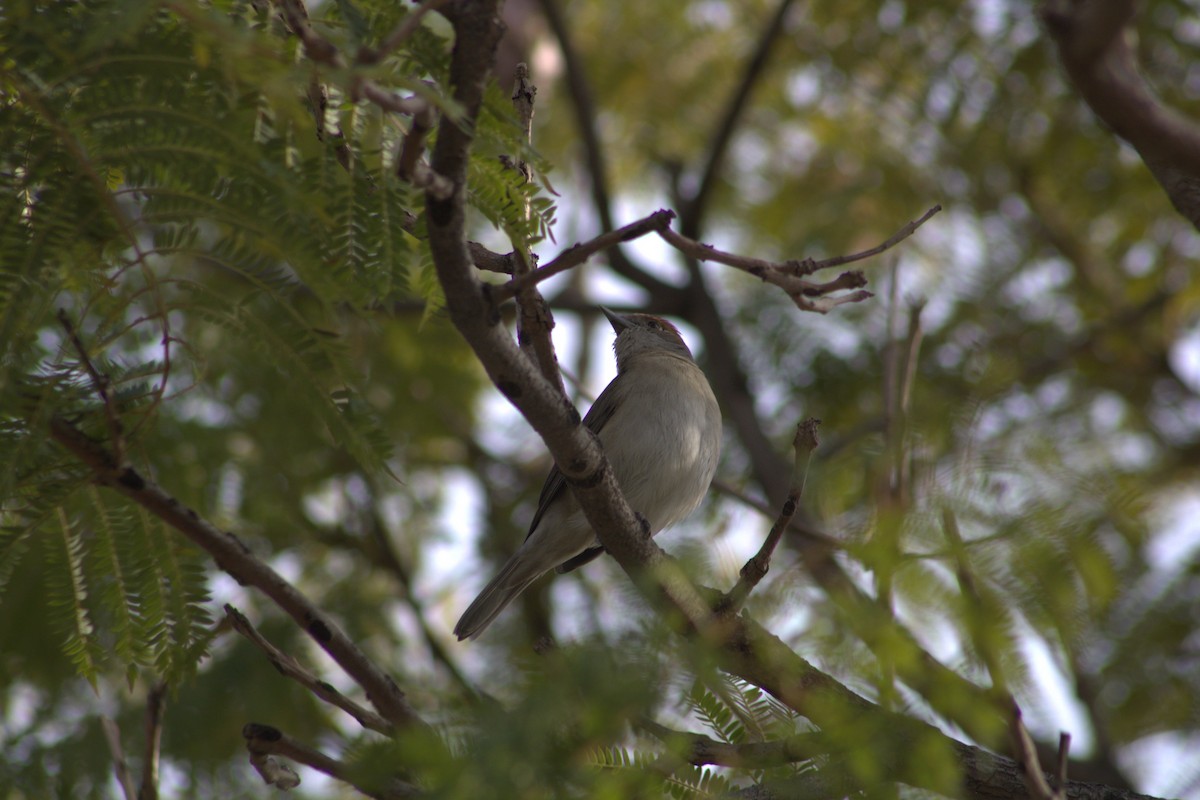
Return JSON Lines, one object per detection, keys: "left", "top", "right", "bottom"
{"left": 453, "top": 550, "right": 546, "bottom": 641}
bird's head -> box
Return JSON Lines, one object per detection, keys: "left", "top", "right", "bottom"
{"left": 602, "top": 307, "right": 695, "bottom": 370}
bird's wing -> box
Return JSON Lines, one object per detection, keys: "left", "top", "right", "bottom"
{"left": 555, "top": 546, "right": 606, "bottom": 574}
{"left": 525, "top": 378, "right": 624, "bottom": 541}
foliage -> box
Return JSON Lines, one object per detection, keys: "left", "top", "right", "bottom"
{"left": 2, "top": 0, "right": 1199, "bottom": 798}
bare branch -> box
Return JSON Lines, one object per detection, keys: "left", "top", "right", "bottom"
{"left": 511, "top": 62, "right": 536, "bottom": 162}
{"left": 1009, "top": 704, "right": 1063, "bottom": 800}
{"left": 680, "top": 0, "right": 798, "bottom": 236}
{"left": 496, "top": 209, "right": 676, "bottom": 300}
{"left": 721, "top": 418, "right": 819, "bottom": 611}
{"left": 503, "top": 63, "right": 564, "bottom": 392}
{"left": 468, "top": 241, "right": 519, "bottom": 274}
{"left": 49, "top": 418, "right": 426, "bottom": 733}
{"left": 536, "top": 0, "right": 675, "bottom": 295}
{"left": 243, "top": 723, "right": 418, "bottom": 799}
{"left": 101, "top": 717, "right": 136, "bottom": 800}
{"left": 139, "top": 681, "right": 167, "bottom": 800}
{"left": 397, "top": 103, "right": 438, "bottom": 185}
{"left": 805, "top": 204, "right": 942, "bottom": 272}
{"left": 658, "top": 226, "right": 874, "bottom": 314}
{"left": 1056, "top": 732, "right": 1073, "bottom": 793}
{"left": 224, "top": 604, "right": 394, "bottom": 734}
{"left": 361, "top": 510, "right": 478, "bottom": 699}
{"left": 359, "top": 0, "right": 453, "bottom": 65}
{"left": 274, "top": 0, "right": 343, "bottom": 67}
{"left": 273, "top": 0, "right": 436, "bottom": 119}
{"left": 356, "top": 81, "right": 431, "bottom": 116}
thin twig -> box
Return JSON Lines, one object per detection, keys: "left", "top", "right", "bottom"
{"left": 680, "top": 0, "right": 798, "bottom": 236}
{"left": 357, "top": 81, "right": 430, "bottom": 116}
{"left": 101, "top": 717, "right": 136, "bottom": 800}
{"left": 721, "top": 418, "right": 820, "bottom": 611}
{"left": 945, "top": 509, "right": 1066, "bottom": 799}
{"left": 397, "top": 103, "right": 437, "bottom": 184}
{"left": 139, "top": 680, "right": 167, "bottom": 800}
{"left": 273, "top": 0, "right": 433, "bottom": 115}
{"left": 496, "top": 209, "right": 676, "bottom": 300}
{"left": 1055, "top": 732, "right": 1072, "bottom": 792}
{"left": 511, "top": 62, "right": 536, "bottom": 177}
{"left": 274, "top": 0, "right": 343, "bottom": 67}
{"left": 57, "top": 310, "right": 126, "bottom": 464}
{"left": 536, "top": 0, "right": 672, "bottom": 295}
{"left": 49, "top": 417, "right": 427, "bottom": 733}
{"left": 657, "top": 226, "right": 875, "bottom": 314}
{"left": 359, "top": 0, "right": 452, "bottom": 65}
{"left": 942, "top": 508, "right": 1007, "bottom": 689}
{"left": 243, "top": 724, "right": 418, "bottom": 799}
{"left": 710, "top": 478, "right": 844, "bottom": 552}
{"left": 362, "top": 510, "right": 478, "bottom": 700}
{"left": 806, "top": 204, "right": 943, "bottom": 271}
{"left": 1009, "top": 703, "right": 1062, "bottom": 800}
{"left": 224, "top": 604, "right": 394, "bottom": 735}
{"left": 503, "top": 63, "right": 563, "bottom": 391}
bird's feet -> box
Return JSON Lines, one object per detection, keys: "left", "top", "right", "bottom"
{"left": 634, "top": 511, "right": 652, "bottom": 537}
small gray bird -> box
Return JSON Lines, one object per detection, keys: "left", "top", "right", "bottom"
{"left": 453, "top": 308, "right": 722, "bottom": 640}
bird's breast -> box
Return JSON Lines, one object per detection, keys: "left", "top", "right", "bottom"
{"left": 599, "top": 356, "right": 721, "bottom": 533}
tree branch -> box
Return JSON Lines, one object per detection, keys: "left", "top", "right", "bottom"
{"left": 1042, "top": 0, "right": 1200, "bottom": 228}
{"left": 358, "top": 0, "right": 452, "bottom": 65}
{"left": 721, "top": 418, "right": 819, "bottom": 611}
{"left": 139, "top": 680, "right": 167, "bottom": 800}
{"left": 100, "top": 717, "right": 136, "bottom": 800}
{"left": 659, "top": 227, "right": 872, "bottom": 313}
{"left": 662, "top": 205, "right": 940, "bottom": 312}
{"left": 536, "top": 0, "right": 676, "bottom": 296}
{"left": 504, "top": 64, "right": 565, "bottom": 393}
{"left": 243, "top": 723, "right": 417, "bottom": 799}
{"left": 58, "top": 309, "right": 126, "bottom": 465}
{"left": 496, "top": 209, "right": 677, "bottom": 301}
{"left": 224, "top": 604, "right": 394, "bottom": 734}
{"left": 679, "top": 0, "right": 797, "bottom": 237}
{"left": 49, "top": 417, "right": 426, "bottom": 733}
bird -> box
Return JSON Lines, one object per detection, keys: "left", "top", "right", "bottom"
{"left": 453, "top": 308, "right": 722, "bottom": 641}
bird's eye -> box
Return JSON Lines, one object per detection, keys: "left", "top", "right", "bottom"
{"left": 647, "top": 320, "right": 661, "bottom": 330}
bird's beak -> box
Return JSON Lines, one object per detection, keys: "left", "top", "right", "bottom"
{"left": 601, "top": 306, "right": 632, "bottom": 334}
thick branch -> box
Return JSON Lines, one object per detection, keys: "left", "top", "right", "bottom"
{"left": 49, "top": 418, "right": 424, "bottom": 733}
{"left": 1043, "top": 0, "right": 1200, "bottom": 228}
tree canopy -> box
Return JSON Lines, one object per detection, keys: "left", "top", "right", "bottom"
{"left": 2, "top": 0, "right": 1199, "bottom": 798}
